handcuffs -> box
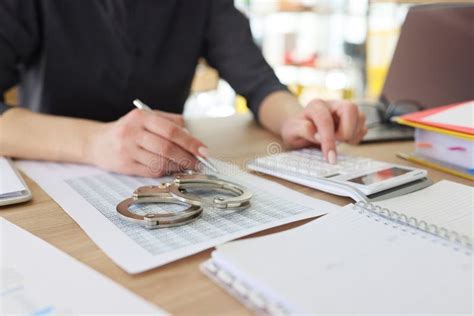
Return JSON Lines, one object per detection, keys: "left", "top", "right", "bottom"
{"left": 116, "top": 173, "right": 252, "bottom": 229}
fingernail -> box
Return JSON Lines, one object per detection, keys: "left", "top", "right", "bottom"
{"left": 198, "top": 146, "right": 209, "bottom": 157}
{"left": 314, "top": 133, "right": 321, "bottom": 142}
{"left": 328, "top": 150, "right": 337, "bottom": 165}
{"left": 183, "top": 128, "right": 190, "bottom": 133}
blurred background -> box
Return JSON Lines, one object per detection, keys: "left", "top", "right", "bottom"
{"left": 183, "top": 0, "right": 465, "bottom": 119}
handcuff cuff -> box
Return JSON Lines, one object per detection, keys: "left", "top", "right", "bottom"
{"left": 116, "top": 173, "right": 252, "bottom": 229}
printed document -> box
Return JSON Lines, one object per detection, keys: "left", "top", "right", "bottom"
{"left": 0, "top": 218, "right": 164, "bottom": 314}
{"left": 16, "top": 160, "right": 336, "bottom": 273}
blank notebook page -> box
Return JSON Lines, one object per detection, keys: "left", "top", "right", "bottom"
{"left": 373, "top": 180, "right": 473, "bottom": 238}
{"left": 213, "top": 207, "right": 472, "bottom": 314}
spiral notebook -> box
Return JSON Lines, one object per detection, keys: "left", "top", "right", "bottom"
{"left": 201, "top": 181, "right": 473, "bottom": 314}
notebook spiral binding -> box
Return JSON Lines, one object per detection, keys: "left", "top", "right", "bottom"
{"left": 353, "top": 201, "right": 473, "bottom": 252}
{"left": 201, "top": 260, "right": 289, "bottom": 316}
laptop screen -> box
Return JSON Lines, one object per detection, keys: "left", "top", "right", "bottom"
{"left": 381, "top": 4, "right": 474, "bottom": 109}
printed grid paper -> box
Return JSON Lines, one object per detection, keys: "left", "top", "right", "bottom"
{"left": 17, "top": 160, "right": 337, "bottom": 273}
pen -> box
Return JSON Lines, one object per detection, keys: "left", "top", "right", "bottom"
{"left": 132, "top": 99, "right": 219, "bottom": 173}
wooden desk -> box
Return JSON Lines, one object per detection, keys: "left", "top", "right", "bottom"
{"left": 1, "top": 114, "right": 471, "bottom": 315}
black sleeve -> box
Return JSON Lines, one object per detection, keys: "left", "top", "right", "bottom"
{"left": 0, "top": 102, "right": 13, "bottom": 114}
{"left": 0, "top": 0, "right": 40, "bottom": 113}
{"left": 202, "top": 0, "right": 288, "bottom": 122}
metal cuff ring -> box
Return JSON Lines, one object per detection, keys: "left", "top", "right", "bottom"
{"left": 169, "top": 173, "right": 252, "bottom": 210}
{"left": 116, "top": 184, "right": 203, "bottom": 229}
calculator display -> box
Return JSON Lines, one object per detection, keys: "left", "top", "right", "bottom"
{"left": 347, "top": 167, "right": 411, "bottom": 185}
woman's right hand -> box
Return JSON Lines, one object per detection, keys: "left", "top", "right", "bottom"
{"left": 86, "top": 109, "right": 209, "bottom": 177}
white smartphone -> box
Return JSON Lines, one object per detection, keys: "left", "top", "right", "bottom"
{"left": 0, "top": 157, "right": 32, "bottom": 206}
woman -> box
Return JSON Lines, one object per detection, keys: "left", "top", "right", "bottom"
{"left": 0, "top": 0, "right": 366, "bottom": 177}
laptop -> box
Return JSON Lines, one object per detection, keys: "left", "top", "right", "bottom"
{"left": 361, "top": 3, "right": 474, "bottom": 142}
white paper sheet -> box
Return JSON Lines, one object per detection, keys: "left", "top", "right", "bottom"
{"left": 0, "top": 157, "right": 26, "bottom": 197}
{"left": 16, "top": 160, "right": 337, "bottom": 274}
{"left": 373, "top": 180, "right": 474, "bottom": 238}
{"left": 422, "top": 101, "right": 474, "bottom": 129}
{"left": 211, "top": 207, "right": 472, "bottom": 314}
{"left": 0, "top": 218, "right": 165, "bottom": 315}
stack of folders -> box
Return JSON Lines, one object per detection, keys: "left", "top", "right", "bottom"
{"left": 201, "top": 180, "right": 473, "bottom": 315}
{"left": 395, "top": 100, "right": 474, "bottom": 180}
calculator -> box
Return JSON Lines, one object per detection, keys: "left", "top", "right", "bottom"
{"left": 247, "top": 148, "right": 427, "bottom": 198}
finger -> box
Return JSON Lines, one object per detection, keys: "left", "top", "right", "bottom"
{"left": 289, "top": 138, "right": 315, "bottom": 149}
{"left": 138, "top": 130, "right": 199, "bottom": 169}
{"left": 355, "top": 112, "right": 367, "bottom": 142}
{"left": 345, "top": 110, "right": 366, "bottom": 144}
{"left": 121, "top": 161, "right": 172, "bottom": 178}
{"left": 133, "top": 147, "right": 181, "bottom": 176}
{"left": 120, "top": 162, "right": 151, "bottom": 177}
{"left": 154, "top": 110, "right": 185, "bottom": 127}
{"left": 362, "top": 127, "right": 368, "bottom": 137}
{"left": 305, "top": 100, "right": 337, "bottom": 163}
{"left": 115, "top": 157, "right": 170, "bottom": 178}
{"left": 349, "top": 126, "right": 368, "bottom": 145}
{"left": 285, "top": 119, "right": 318, "bottom": 145}
{"left": 330, "top": 101, "right": 359, "bottom": 142}
{"left": 143, "top": 114, "right": 207, "bottom": 157}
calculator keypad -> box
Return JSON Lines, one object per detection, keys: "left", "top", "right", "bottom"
{"left": 252, "top": 148, "right": 383, "bottom": 178}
